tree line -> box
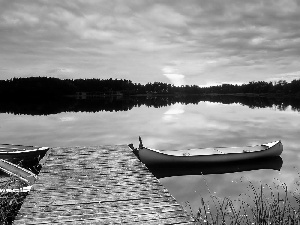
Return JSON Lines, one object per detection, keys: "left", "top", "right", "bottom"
{"left": 0, "top": 77, "right": 300, "bottom": 98}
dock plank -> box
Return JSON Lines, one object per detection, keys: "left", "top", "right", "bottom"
{"left": 14, "top": 145, "right": 194, "bottom": 224}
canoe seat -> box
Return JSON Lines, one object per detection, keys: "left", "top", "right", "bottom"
{"left": 182, "top": 152, "right": 191, "bottom": 156}
{"left": 214, "top": 148, "right": 225, "bottom": 154}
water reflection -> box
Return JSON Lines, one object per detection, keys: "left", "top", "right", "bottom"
{"left": 147, "top": 157, "right": 283, "bottom": 179}
{"left": 160, "top": 167, "right": 299, "bottom": 217}
{"left": 159, "top": 144, "right": 300, "bottom": 217}
{"left": 0, "top": 95, "right": 300, "bottom": 115}
{"left": 0, "top": 96, "right": 300, "bottom": 218}
{"left": 163, "top": 103, "right": 185, "bottom": 122}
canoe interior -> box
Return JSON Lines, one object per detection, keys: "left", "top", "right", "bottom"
{"left": 146, "top": 141, "right": 278, "bottom": 156}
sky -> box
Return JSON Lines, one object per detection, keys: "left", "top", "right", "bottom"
{"left": 1, "top": 0, "right": 300, "bottom": 86}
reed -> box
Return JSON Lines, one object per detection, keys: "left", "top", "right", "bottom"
{"left": 0, "top": 176, "right": 28, "bottom": 225}
{"left": 192, "top": 176, "right": 300, "bottom": 225}
{"left": 0, "top": 159, "right": 43, "bottom": 224}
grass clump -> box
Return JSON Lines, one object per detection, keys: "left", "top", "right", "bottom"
{"left": 0, "top": 159, "right": 44, "bottom": 224}
{"left": 0, "top": 177, "right": 29, "bottom": 225}
{"left": 192, "top": 179, "right": 300, "bottom": 225}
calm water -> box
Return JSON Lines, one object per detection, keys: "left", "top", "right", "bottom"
{"left": 1, "top": 100, "right": 300, "bottom": 216}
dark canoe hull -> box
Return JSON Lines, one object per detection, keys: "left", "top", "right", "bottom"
{"left": 136, "top": 141, "right": 283, "bottom": 165}
{"left": 0, "top": 145, "right": 49, "bottom": 167}
{"left": 146, "top": 156, "right": 283, "bottom": 179}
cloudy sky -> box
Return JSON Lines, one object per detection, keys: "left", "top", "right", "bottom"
{"left": 1, "top": 0, "right": 300, "bottom": 86}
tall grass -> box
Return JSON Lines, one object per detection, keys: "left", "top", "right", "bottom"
{"left": 192, "top": 177, "right": 300, "bottom": 225}
{"left": 0, "top": 156, "right": 45, "bottom": 224}
{"left": 0, "top": 177, "right": 28, "bottom": 225}
{"left": 0, "top": 160, "right": 41, "bottom": 225}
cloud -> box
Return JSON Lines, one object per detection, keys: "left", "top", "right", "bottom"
{"left": 163, "top": 73, "right": 185, "bottom": 86}
{"left": 162, "top": 66, "right": 185, "bottom": 86}
{"left": 145, "top": 4, "right": 188, "bottom": 27}
{"left": 0, "top": 0, "right": 300, "bottom": 85}
{"left": 266, "top": 71, "right": 300, "bottom": 83}
{"left": 59, "top": 117, "right": 76, "bottom": 122}
{"left": 48, "top": 68, "right": 73, "bottom": 74}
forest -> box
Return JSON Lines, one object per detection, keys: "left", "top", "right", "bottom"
{"left": 0, "top": 77, "right": 300, "bottom": 98}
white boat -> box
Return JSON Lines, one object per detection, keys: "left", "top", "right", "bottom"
{"left": 128, "top": 137, "right": 283, "bottom": 165}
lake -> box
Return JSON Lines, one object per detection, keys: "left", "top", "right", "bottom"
{"left": 1, "top": 97, "right": 300, "bottom": 218}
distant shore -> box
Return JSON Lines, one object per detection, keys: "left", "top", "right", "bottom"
{"left": 1, "top": 77, "right": 300, "bottom": 99}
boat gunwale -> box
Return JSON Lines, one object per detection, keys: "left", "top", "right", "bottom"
{"left": 0, "top": 147, "right": 49, "bottom": 154}
{"left": 140, "top": 140, "right": 281, "bottom": 157}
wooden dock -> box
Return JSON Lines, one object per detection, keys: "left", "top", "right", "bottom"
{"left": 14, "top": 145, "right": 194, "bottom": 224}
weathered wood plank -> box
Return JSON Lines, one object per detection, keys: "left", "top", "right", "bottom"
{"left": 14, "top": 145, "right": 194, "bottom": 224}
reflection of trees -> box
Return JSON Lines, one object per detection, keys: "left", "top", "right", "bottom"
{"left": 0, "top": 95, "right": 300, "bottom": 115}
{"left": 198, "top": 95, "right": 300, "bottom": 112}
{"left": 1, "top": 77, "right": 300, "bottom": 97}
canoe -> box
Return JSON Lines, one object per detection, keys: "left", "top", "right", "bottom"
{"left": 128, "top": 137, "right": 283, "bottom": 165}
{"left": 0, "top": 159, "right": 37, "bottom": 193}
{"left": 0, "top": 159, "right": 37, "bottom": 185}
{"left": 146, "top": 156, "right": 283, "bottom": 179}
{"left": 0, "top": 144, "right": 49, "bottom": 166}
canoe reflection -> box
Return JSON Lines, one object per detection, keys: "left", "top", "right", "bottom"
{"left": 146, "top": 156, "right": 283, "bottom": 179}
